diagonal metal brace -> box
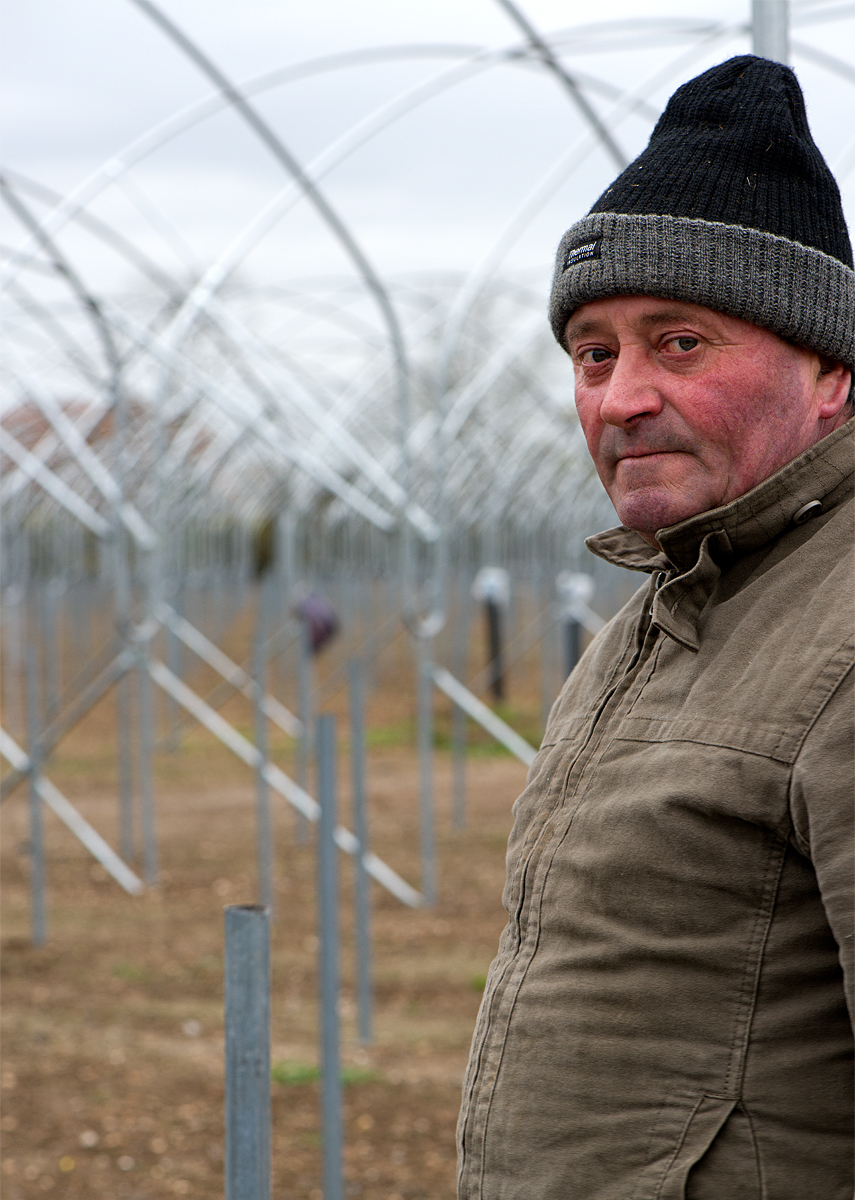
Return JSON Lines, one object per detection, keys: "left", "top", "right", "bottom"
{"left": 431, "top": 666, "right": 537, "bottom": 767}
{"left": 148, "top": 660, "right": 423, "bottom": 908}
{"left": 157, "top": 602, "right": 302, "bottom": 737}
{"left": 0, "top": 728, "right": 144, "bottom": 895}
{"left": 1, "top": 647, "right": 137, "bottom": 801}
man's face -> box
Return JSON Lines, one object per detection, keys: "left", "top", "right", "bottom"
{"left": 566, "top": 295, "right": 849, "bottom": 545}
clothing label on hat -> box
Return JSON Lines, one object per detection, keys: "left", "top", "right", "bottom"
{"left": 564, "top": 238, "right": 602, "bottom": 270}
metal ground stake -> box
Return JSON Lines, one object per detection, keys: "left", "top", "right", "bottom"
{"left": 25, "top": 625, "right": 47, "bottom": 946}
{"left": 316, "top": 713, "right": 343, "bottom": 1200}
{"left": 224, "top": 904, "right": 271, "bottom": 1200}
{"left": 349, "top": 661, "right": 373, "bottom": 1044}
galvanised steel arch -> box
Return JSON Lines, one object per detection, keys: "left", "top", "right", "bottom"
{"left": 1, "top": 0, "right": 852, "bottom": 915}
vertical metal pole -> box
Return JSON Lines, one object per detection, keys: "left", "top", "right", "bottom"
{"left": 2, "top": 584, "right": 24, "bottom": 740}
{"left": 295, "top": 618, "right": 312, "bottom": 844}
{"left": 114, "top": 519, "right": 136, "bottom": 861}
{"left": 72, "top": 572, "right": 87, "bottom": 675}
{"left": 316, "top": 714, "right": 343, "bottom": 1200}
{"left": 111, "top": 345, "right": 138, "bottom": 850}
{"left": 254, "top": 578, "right": 274, "bottom": 911}
{"left": 451, "top": 576, "right": 471, "bottom": 830}
{"left": 42, "top": 579, "right": 61, "bottom": 722}
{"left": 116, "top": 669, "right": 136, "bottom": 860}
{"left": 224, "top": 904, "right": 271, "bottom": 1200}
{"left": 752, "top": 0, "right": 789, "bottom": 62}
{"left": 485, "top": 599, "right": 504, "bottom": 702}
{"left": 213, "top": 545, "right": 225, "bottom": 641}
{"left": 416, "top": 638, "right": 437, "bottom": 907}
{"left": 540, "top": 571, "right": 556, "bottom": 732}
{"left": 136, "top": 639, "right": 159, "bottom": 885}
{"left": 25, "top": 616, "right": 47, "bottom": 947}
{"left": 563, "top": 618, "right": 581, "bottom": 681}
{"left": 164, "top": 579, "right": 184, "bottom": 751}
{"left": 274, "top": 513, "right": 292, "bottom": 700}
{"left": 348, "top": 662, "right": 373, "bottom": 1044}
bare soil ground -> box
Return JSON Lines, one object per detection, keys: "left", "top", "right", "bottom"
{"left": 1, "top": 629, "right": 532, "bottom": 1200}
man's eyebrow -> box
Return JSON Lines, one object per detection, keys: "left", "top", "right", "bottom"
{"left": 563, "top": 318, "right": 602, "bottom": 345}
{"left": 637, "top": 308, "right": 701, "bottom": 328}
{"left": 564, "top": 307, "right": 704, "bottom": 346}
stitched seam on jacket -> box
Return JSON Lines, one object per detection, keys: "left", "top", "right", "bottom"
{"left": 612, "top": 726, "right": 790, "bottom": 760}
{"left": 723, "top": 834, "right": 788, "bottom": 1096}
{"left": 786, "top": 660, "right": 854, "bottom": 856}
{"left": 741, "top": 1100, "right": 766, "bottom": 1200}
{"left": 783, "top": 651, "right": 854, "bottom": 763}
{"left": 506, "top": 613, "right": 656, "bottom": 937}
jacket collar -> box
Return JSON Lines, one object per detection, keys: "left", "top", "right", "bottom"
{"left": 586, "top": 417, "right": 855, "bottom": 651}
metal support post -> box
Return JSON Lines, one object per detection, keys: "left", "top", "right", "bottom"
{"left": 563, "top": 618, "right": 581, "bottom": 681}
{"left": 2, "top": 584, "right": 24, "bottom": 740}
{"left": 539, "top": 571, "right": 554, "bottom": 733}
{"left": 136, "top": 642, "right": 159, "bottom": 885}
{"left": 43, "top": 579, "right": 62, "bottom": 722}
{"left": 114, "top": 522, "right": 136, "bottom": 861}
{"left": 416, "top": 638, "right": 437, "bottom": 907}
{"left": 485, "top": 599, "right": 504, "bottom": 701}
{"left": 274, "top": 513, "right": 293, "bottom": 699}
{"left": 164, "top": 579, "right": 184, "bottom": 751}
{"left": 348, "top": 661, "right": 373, "bottom": 1044}
{"left": 451, "top": 700, "right": 467, "bottom": 828}
{"left": 316, "top": 714, "right": 344, "bottom": 1200}
{"left": 752, "top": 0, "right": 789, "bottom": 63}
{"left": 451, "top": 578, "right": 471, "bottom": 830}
{"left": 224, "top": 904, "right": 271, "bottom": 1200}
{"left": 25, "top": 625, "right": 47, "bottom": 946}
{"left": 254, "top": 579, "right": 274, "bottom": 910}
{"left": 117, "top": 669, "right": 136, "bottom": 860}
{"left": 473, "top": 568, "right": 510, "bottom": 705}
{"left": 295, "top": 616, "right": 313, "bottom": 844}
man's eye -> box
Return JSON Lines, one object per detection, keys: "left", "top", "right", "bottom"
{"left": 580, "top": 348, "right": 611, "bottom": 364}
{"left": 669, "top": 336, "right": 699, "bottom": 352}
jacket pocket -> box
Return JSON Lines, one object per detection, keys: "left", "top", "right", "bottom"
{"left": 655, "top": 1094, "right": 738, "bottom": 1200}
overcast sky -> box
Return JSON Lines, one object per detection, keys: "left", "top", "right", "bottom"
{"left": 2, "top": 0, "right": 853, "bottom": 294}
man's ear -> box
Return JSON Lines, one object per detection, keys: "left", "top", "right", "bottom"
{"left": 816, "top": 357, "right": 852, "bottom": 420}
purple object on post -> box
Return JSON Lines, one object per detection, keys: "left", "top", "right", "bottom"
{"left": 295, "top": 592, "right": 339, "bottom": 654}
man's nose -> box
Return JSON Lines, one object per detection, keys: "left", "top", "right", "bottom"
{"left": 598, "top": 351, "right": 664, "bottom": 427}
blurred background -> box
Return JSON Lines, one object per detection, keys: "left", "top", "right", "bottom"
{"left": 1, "top": 2, "right": 853, "bottom": 1197}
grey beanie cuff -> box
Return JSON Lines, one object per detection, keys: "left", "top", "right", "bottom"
{"left": 549, "top": 212, "right": 855, "bottom": 372}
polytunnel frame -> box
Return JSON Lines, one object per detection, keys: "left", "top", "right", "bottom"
{"left": 2, "top": 0, "right": 853, "bottom": 918}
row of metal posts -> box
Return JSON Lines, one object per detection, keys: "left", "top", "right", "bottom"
{"left": 5, "top": 525, "right": 602, "bottom": 950}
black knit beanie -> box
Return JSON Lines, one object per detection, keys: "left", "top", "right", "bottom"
{"left": 549, "top": 55, "right": 854, "bottom": 377}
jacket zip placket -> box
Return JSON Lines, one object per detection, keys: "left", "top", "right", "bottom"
{"left": 461, "top": 576, "right": 668, "bottom": 1190}
{"left": 504, "top": 570, "right": 666, "bottom": 947}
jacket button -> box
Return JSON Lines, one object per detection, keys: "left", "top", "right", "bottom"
{"left": 792, "top": 500, "right": 822, "bottom": 525}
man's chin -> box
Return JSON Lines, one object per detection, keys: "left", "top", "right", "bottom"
{"left": 614, "top": 491, "right": 704, "bottom": 539}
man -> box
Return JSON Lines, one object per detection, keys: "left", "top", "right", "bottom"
{"left": 458, "top": 56, "right": 854, "bottom": 1199}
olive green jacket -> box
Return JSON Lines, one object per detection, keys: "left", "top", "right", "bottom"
{"left": 458, "top": 419, "right": 855, "bottom": 1200}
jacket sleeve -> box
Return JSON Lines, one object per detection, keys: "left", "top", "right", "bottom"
{"left": 789, "top": 664, "right": 855, "bottom": 1026}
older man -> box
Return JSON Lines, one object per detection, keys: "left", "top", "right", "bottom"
{"left": 458, "top": 56, "right": 854, "bottom": 1199}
